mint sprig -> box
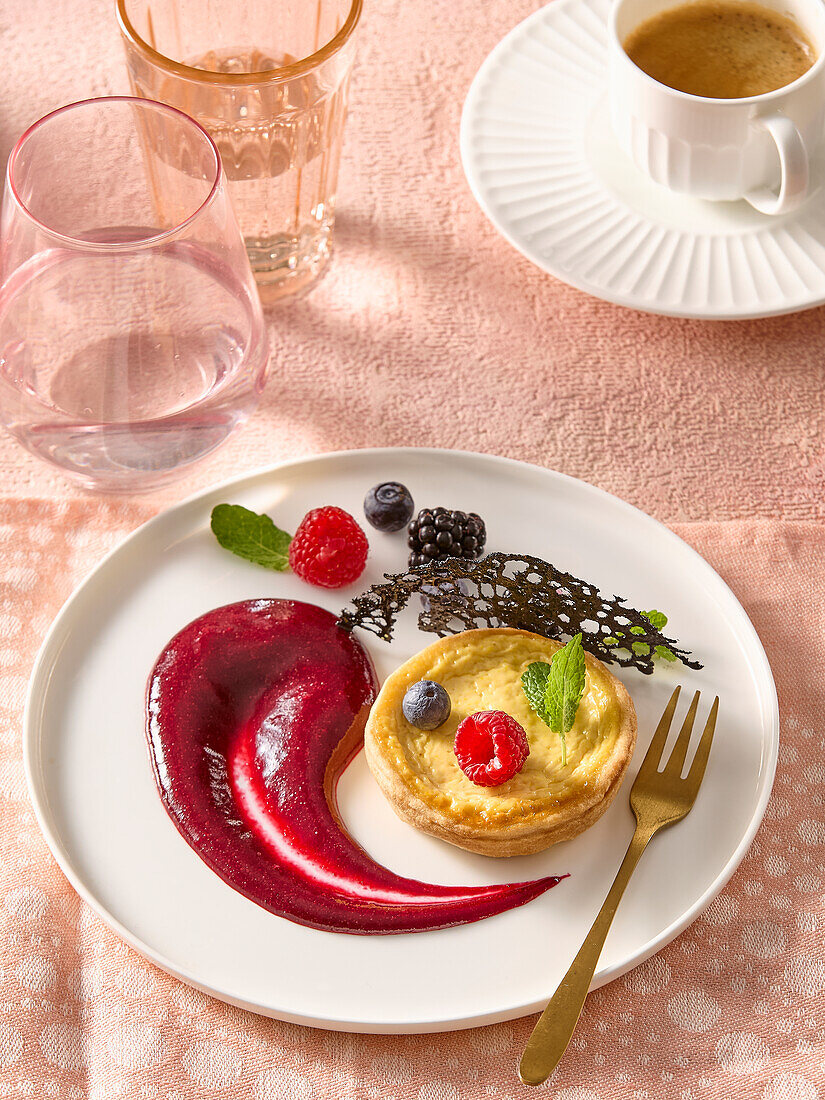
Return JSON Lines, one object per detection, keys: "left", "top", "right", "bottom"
{"left": 522, "top": 661, "right": 553, "bottom": 725}
{"left": 521, "top": 634, "right": 587, "bottom": 766}
{"left": 643, "top": 609, "right": 668, "bottom": 631}
{"left": 210, "top": 504, "right": 292, "bottom": 571}
{"left": 604, "top": 609, "right": 677, "bottom": 662}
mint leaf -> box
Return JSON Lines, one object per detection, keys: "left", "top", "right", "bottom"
{"left": 522, "top": 662, "right": 553, "bottom": 725}
{"left": 644, "top": 609, "right": 668, "bottom": 631}
{"left": 522, "top": 636, "right": 586, "bottom": 766}
{"left": 607, "top": 611, "right": 672, "bottom": 663}
{"left": 546, "top": 634, "right": 587, "bottom": 749}
{"left": 645, "top": 611, "right": 675, "bottom": 660}
{"left": 211, "top": 504, "right": 292, "bottom": 571}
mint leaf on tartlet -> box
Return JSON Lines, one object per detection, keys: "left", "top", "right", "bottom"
{"left": 521, "top": 661, "right": 553, "bottom": 726}
{"left": 522, "top": 634, "right": 587, "bottom": 767}
{"left": 211, "top": 504, "right": 292, "bottom": 571}
{"left": 545, "top": 633, "right": 587, "bottom": 740}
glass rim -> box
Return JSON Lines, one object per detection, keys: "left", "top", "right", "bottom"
{"left": 6, "top": 96, "right": 223, "bottom": 252}
{"left": 116, "top": 0, "right": 363, "bottom": 84}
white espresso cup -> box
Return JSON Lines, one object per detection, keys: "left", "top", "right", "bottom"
{"left": 608, "top": 0, "right": 825, "bottom": 214}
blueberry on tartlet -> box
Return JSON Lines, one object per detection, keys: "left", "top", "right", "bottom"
{"left": 402, "top": 680, "right": 451, "bottom": 730}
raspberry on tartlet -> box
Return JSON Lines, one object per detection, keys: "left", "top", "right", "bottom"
{"left": 454, "top": 710, "right": 529, "bottom": 787}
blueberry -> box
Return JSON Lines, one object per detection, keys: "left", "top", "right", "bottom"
{"left": 402, "top": 680, "right": 451, "bottom": 730}
{"left": 364, "top": 482, "right": 415, "bottom": 532}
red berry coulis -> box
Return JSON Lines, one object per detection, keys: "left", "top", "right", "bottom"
{"left": 147, "top": 600, "right": 563, "bottom": 934}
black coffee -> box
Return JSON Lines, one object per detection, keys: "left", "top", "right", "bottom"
{"left": 624, "top": 1, "right": 816, "bottom": 98}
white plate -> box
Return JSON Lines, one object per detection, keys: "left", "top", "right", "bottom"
{"left": 461, "top": 0, "right": 825, "bottom": 319}
{"left": 24, "top": 448, "right": 778, "bottom": 1033}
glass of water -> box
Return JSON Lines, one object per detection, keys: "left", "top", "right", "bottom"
{"left": 117, "top": 0, "right": 362, "bottom": 300}
{"left": 0, "top": 97, "right": 268, "bottom": 492}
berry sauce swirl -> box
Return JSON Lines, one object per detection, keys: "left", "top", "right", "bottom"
{"left": 147, "top": 599, "right": 564, "bottom": 934}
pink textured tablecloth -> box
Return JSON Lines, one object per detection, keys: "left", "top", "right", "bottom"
{"left": 1, "top": 0, "right": 824, "bottom": 1097}
{"left": 2, "top": 512, "right": 823, "bottom": 1099}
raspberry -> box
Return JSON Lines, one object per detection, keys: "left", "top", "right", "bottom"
{"left": 454, "top": 711, "right": 529, "bottom": 787}
{"left": 288, "top": 506, "right": 369, "bottom": 589}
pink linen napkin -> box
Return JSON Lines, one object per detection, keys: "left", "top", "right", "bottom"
{"left": 1, "top": 504, "right": 822, "bottom": 1099}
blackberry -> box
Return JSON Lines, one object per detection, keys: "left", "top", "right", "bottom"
{"left": 407, "top": 507, "right": 486, "bottom": 567}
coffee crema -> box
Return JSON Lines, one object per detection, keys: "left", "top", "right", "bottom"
{"left": 623, "top": 1, "right": 817, "bottom": 98}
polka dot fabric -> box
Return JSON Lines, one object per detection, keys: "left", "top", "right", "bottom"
{"left": 1, "top": 506, "right": 822, "bottom": 1097}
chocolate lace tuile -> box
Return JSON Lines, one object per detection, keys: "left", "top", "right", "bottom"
{"left": 338, "top": 552, "right": 701, "bottom": 674}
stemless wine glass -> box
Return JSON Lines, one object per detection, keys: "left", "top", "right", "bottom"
{"left": 0, "top": 97, "right": 269, "bottom": 492}
{"left": 117, "top": 0, "right": 363, "bottom": 300}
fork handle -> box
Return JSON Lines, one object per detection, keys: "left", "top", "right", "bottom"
{"left": 519, "top": 823, "right": 656, "bottom": 1086}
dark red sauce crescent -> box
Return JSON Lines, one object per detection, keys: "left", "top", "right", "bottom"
{"left": 146, "top": 599, "right": 564, "bottom": 934}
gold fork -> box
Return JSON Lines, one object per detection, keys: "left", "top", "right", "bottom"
{"left": 519, "top": 686, "right": 719, "bottom": 1086}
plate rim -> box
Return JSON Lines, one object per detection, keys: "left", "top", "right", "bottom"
{"left": 23, "top": 446, "right": 780, "bottom": 1032}
{"left": 459, "top": 0, "right": 825, "bottom": 321}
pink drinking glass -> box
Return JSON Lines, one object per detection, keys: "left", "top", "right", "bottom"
{"left": 0, "top": 96, "right": 269, "bottom": 492}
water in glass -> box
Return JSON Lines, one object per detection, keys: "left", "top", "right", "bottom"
{"left": 0, "top": 98, "right": 268, "bottom": 491}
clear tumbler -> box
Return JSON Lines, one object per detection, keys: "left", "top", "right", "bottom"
{"left": 0, "top": 97, "right": 268, "bottom": 491}
{"left": 117, "top": 0, "right": 363, "bottom": 300}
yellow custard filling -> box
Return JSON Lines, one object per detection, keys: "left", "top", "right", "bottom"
{"left": 368, "top": 630, "right": 628, "bottom": 824}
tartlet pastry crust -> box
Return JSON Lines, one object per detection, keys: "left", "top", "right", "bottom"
{"left": 364, "top": 628, "right": 637, "bottom": 856}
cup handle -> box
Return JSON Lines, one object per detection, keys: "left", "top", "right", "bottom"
{"left": 744, "top": 114, "right": 809, "bottom": 216}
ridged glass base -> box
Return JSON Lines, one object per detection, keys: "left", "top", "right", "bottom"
{"left": 247, "top": 227, "right": 333, "bottom": 301}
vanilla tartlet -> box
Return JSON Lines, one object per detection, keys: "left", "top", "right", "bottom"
{"left": 364, "top": 628, "right": 637, "bottom": 856}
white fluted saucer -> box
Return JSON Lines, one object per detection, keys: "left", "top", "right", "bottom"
{"left": 461, "top": 0, "right": 825, "bottom": 319}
